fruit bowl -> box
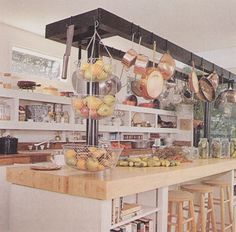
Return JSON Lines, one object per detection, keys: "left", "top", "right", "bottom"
{"left": 63, "top": 144, "right": 123, "bottom": 172}
{"left": 72, "top": 95, "right": 116, "bottom": 120}
{"left": 77, "top": 58, "right": 112, "bottom": 82}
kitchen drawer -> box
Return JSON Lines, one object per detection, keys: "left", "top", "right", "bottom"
{"left": 0, "top": 158, "right": 13, "bottom": 165}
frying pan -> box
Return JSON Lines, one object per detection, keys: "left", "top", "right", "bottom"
{"left": 188, "top": 62, "right": 199, "bottom": 93}
{"left": 158, "top": 53, "right": 176, "bottom": 80}
{"left": 17, "top": 81, "right": 41, "bottom": 90}
{"left": 140, "top": 67, "right": 164, "bottom": 100}
{"left": 131, "top": 79, "right": 142, "bottom": 97}
{"left": 199, "top": 78, "right": 216, "bottom": 102}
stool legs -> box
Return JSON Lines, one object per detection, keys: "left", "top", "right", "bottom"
{"left": 226, "top": 186, "right": 234, "bottom": 232}
{"left": 168, "top": 202, "right": 173, "bottom": 232}
{"left": 189, "top": 200, "right": 196, "bottom": 232}
{"left": 220, "top": 187, "right": 225, "bottom": 231}
{"left": 177, "top": 202, "right": 183, "bottom": 232}
{"left": 209, "top": 192, "right": 217, "bottom": 232}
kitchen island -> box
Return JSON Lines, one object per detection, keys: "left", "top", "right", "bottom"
{"left": 6, "top": 159, "right": 236, "bottom": 232}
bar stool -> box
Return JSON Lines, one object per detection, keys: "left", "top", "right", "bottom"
{"left": 168, "top": 190, "right": 196, "bottom": 232}
{"left": 181, "top": 184, "right": 217, "bottom": 232}
{"left": 203, "top": 180, "right": 234, "bottom": 232}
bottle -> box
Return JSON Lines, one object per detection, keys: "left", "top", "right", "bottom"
{"left": 198, "top": 138, "right": 209, "bottom": 159}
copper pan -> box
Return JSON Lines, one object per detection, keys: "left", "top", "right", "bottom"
{"left": 158, "top": 52, "right": 175, "bottom": 80}
{"left": 140, "top": 67, "right": 164, "bottom": 100}
{"left": 188, "top": 61, "right": 199, "bottom": 93}
{"left": 199, "top": 77, "right": 216, "bottom": 102}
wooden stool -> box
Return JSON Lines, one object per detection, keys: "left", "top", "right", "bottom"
{"left": 181, "top": 184, "right": 217, "bottom": 232}
{"left": 168, "top": 190, "right": 196, "bottom": 232}
{"left": 203, "top": 180, "right": 234, "bottom": 232}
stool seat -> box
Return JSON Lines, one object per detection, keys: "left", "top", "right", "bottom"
{"left": 169, "top": 190, "right": 194, "bottom": 202}
{"left": 181, "top": 184, "right": 213, "bottom": 193}
{"left": 202, "top": 179, "right": 230, "bottom": 187}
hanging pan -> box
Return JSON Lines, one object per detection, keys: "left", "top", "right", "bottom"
{"left": 157, "top": 42, "right": 176, "bottom": 80}
{"left": 188, "top": 61, "right": 199, "bottom": 94}
{"left": 140, "top": 41, "right": 164, "bottom": 99}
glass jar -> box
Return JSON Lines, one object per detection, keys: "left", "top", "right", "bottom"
{"left": 0, "top": 101, "right": 10, "bottom": 120}
{"left": 210, "top": 138, "right": 221, "bottom": 158}
{"left": 198, "top": 138, "right": 209, "bottom": 159}
{"left": 221, "top": 138, "right": 230, "bottom": 158}
{"left": 230, "top": 138, "right": 236, "bottom": 158}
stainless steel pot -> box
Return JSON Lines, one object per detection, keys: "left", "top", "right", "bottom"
{"left": 131, "top": 140, "right": 151, "bottom": 149}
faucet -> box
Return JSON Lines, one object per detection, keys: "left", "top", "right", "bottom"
{"left": 34, "top": 138, "right": 56, "bottom": 150}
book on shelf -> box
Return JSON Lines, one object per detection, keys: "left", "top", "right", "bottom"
{"left": 121, "top": 203, "right": 142, "bottom": 217}
{"left": 138, "top": 218, "right": 153, "bottom": 232}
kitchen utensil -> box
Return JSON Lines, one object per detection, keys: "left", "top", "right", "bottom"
{"left": 207, "top": 72, "right": 219, "bottom": 90}
{"left": 63, "top": 144, "right": 123, "bottom": 172}
{"left": 99, "top": 74, "right": 122, "bottom": 95}
{"left": 132, "top": 112, "right": 143, "bottom": 125}
{"left": 123, "top": 95, "right": 138, "bottom": 106}
{"left": 140, "top": 42, "right": 164, "bottom": 99}
{"left": 131, "top": 79, "right": 142, "bottom": 96}
{"left": 158, "top": 52, "right": 176, "bottom": 80}
{"left": 140, "top": 67, "right": 164, "bottom": 99}
{"left": 188, "top": 61, "right": 199, "bottom": 93}
{"left": 17, "top": 81, "right": 41, "bottom": 90}
{"left": 225, "top": 82, "right": 236, "bottom": 103}
{"left": 196, "top": 87, "right": 208, "bottom": 102}
{"left": 134, "top": 54, "right": 149, "bottom": 75}
{"left": 61, "top": 24, "right": 74, "bottom": 79}
{"left": 131, "top": 140, "right": 151, "bottom": 149}
{"left": 0, "top": 135, "right": 18, "bottom": 154}
{"left": 30, "top": 164, "right": 62, "bottom": 171}
{"left": 199, "top": 78, "right": 215, "bottom": 102}
{"left": 121, "top": 49, "right": 137, "bottom": 68}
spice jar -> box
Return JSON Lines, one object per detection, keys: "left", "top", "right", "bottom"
{"left": 231, "top": 138, "right": 236, "bottom": 158}
{"left": 210, "top": 138, "right": 221, "bottom": 158}
{"left": 221, "top": 138, "right": 230, "bottom": 158}
{"left": 198, "top": 138, "right": 209, "bottom": 159}
{"left": 55, "top": 112, "right": 61, "bottom": 123}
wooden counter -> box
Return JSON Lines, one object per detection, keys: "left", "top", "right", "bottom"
{"left": 0, "top": 151, "right": 51, "bottom": 165}
{"left": 6, "top": 158, "right": 236, "bottom": 200}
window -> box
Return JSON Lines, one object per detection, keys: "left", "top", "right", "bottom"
{"left": 11, "top": 47, "right": 62, "bottom": 80}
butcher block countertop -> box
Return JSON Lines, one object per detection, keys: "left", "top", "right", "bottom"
{"left": 6, "top": 158, "right": 236, "bottom": 200}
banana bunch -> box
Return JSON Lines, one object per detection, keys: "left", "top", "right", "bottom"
{"left": 117, "top": 156, "right": 180, "bottom": 168}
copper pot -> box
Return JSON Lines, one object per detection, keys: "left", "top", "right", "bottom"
{"left": 188, "top": 62, "right": 199, "bottom": 93}
{"left": 158, "top": 53, "right": 175, "bottom": 80}
{"left": 140, "top": 68, "right": 164, "bottom": 100}
{"left": 206, "top": 72, "right": 219, "bottom": 90}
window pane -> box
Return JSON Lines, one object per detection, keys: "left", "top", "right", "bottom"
{"left": 11, "top": 47, "right": 62, "bottom": 80}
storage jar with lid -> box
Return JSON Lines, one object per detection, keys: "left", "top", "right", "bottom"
{"left": 231, "top": 138, "right": 236, "bottom": 157}
{"left": 0, "top": 100, "right": 10, "bottom": 120}
{"left": 198, "top": 138, "right": 209, "bottom": 159}
{"left": 221, "top": 138, "right": 230, "bottom": 158}
{"left": 210, "top": 138, "right": 221, "bottom": 158}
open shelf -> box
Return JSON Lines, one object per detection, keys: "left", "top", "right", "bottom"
{"left": 110, "top": 205, "right": 159, "bottom": 230}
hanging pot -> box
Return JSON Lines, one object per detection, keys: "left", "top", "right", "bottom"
{"left": 140, "top": 67, "right": 164, "bottom": 100}
{"left": 99, "top": 74, "right": 122, "bottom": 95}
{"left": 225, "top": 82, "right": 236, "bottom": 103}
{"left": 158, "top": 53, "right": 176, "bottom": 80}
{"left": 188, "top": 61, "right": 199, "bottom": 94}
{"left": 207, "top": 72, "right": 219, "bottom": 90}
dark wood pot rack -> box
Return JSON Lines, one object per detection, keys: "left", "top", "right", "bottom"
{"left": 45, "top": 8, "right": 235, "bottom": 143}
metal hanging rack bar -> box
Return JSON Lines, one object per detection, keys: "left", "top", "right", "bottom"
{"left": 46, "top": 8, "right": 235, "bottom": 83}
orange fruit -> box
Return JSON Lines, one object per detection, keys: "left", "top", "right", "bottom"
{"left": 76, "top": 159, "right": 86, "bottom": 170}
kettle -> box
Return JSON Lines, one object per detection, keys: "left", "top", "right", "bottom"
{"left": 0, "top": 135, "right": 18, "bottom": 154}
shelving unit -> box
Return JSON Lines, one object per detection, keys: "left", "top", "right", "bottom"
{"left": 110, "top": 205, "right": 159, "bottom": 229}
{"left": 0, "top": 88, "right": 180, "bottom": 136}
